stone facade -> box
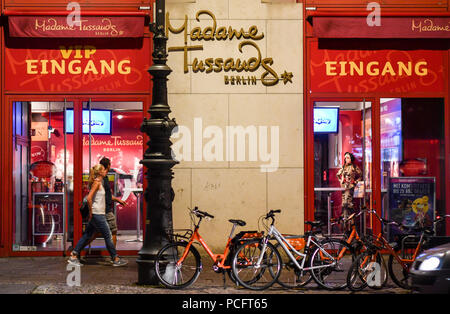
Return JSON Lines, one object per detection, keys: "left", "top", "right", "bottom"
{"left": 166, "top": 0, "right": 304, "bottom": 249}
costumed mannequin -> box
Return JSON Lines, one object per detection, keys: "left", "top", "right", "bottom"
{"left": 336, "top": 152, "right": 362, "bottom": 230}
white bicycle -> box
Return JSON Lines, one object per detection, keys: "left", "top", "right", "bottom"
{"left": 231, "top": 210, "right": 355, "bottom": 290}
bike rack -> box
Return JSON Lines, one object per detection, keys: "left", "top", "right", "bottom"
{"left": 165, "top": 229, "right": 193, "bottom": 243}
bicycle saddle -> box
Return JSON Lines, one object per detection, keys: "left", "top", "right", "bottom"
{"left": 305, "top": 220, "right": 324, "bottom": 228}
{"left": 229, "top": 219, "right": 246, "bottom": 227}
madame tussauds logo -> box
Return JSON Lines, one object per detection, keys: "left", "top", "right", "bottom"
{"left": 166, "top": 10, "right": 293, "bottom": 86}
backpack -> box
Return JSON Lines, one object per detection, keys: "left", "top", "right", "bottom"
{"left": 80, "top": 197, "right": 89, "bottom": 219}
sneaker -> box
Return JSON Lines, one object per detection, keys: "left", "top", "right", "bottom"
{"left": 67, "top": 256, "right": 83, "bottom": 267}
{"left": 112, "top": 257, "right": 128, "bottom": 267}
{"left": 104, "top": 257, "right": 114, "bottom": 264}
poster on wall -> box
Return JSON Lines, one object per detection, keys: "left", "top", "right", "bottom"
{"left": 388, "top": 177, "right": 435, "bottom": 241}
{"left": 32, "top": 192, "right": 65, "bottom": 236}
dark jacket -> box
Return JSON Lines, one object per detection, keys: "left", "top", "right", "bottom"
{"left": 103, "top": 176, "right": 113, "bottom": 213}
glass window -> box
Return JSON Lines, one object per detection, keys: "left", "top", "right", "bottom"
{"left": 381, "top": 98, "right": 446, "bottom": 240}
{"left": 313, "top": 101, "right": 372, "bottom": 236}
{"left": 13, "top": 101, "right": 74, "bottom": 252}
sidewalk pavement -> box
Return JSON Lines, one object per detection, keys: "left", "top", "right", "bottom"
{"left": 0, "top": 255, "right": 411, "bottom": 295}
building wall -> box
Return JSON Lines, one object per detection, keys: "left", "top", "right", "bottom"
{"left": 166, "top": 0, "right": 304, "bottom": 249}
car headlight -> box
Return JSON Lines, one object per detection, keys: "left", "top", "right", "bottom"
{"left": 418, "top": 256, "right": 442, "bottom": 271}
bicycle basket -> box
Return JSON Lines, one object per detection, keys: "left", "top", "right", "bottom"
{"left": 232, "top": 231, "right": 264, "bottom": 246}
{"left": 362, "top": 233, "right": 385, "bottom": 250}
{"left": 165, "top": 229, "right": 193, "bottom": 243}
{"left": 282, "top": 237, "right": 306, "bottom": 251}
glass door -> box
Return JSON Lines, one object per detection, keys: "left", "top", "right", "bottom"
{"left": 313, "top": 100, "right": 373, "bottom": 236}
{"left": 12, "top": 100, "right": 74, "bottom": 252}
{"left": 81, "top": 100, "right": 144, "bottom": 252}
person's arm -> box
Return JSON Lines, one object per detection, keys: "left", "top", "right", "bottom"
{"left": 86, "top": 180, "right": 100, "bottom": 220}
{"left": 112, "top": 195, "right": 127, "bottom": 207}
{"left": 355, "top": 166, "right": 362, "bottom": 182}
{"left": 336, "top": 167, "right": 344, "bottom": 184}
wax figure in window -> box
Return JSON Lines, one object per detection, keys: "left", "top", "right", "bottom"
{"left": 336, "top": 152, "right": 362, "bottom": 230}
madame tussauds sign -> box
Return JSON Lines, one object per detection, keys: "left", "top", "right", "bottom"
{"left": 166, "top": 10, "right": 293, "bottom": 86}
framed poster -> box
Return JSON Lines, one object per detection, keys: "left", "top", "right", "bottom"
{"left": 32, "top": 192, "right": 65, "bottom": 236}
{"left": 388, "top": 177, "right": 435, "bottom": 241}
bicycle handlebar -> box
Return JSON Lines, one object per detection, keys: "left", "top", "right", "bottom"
{"left": 191, "top": 206, "right": 215, "bottom": 219}
{"left": 435, "top": 214, "right": 450, "bottom": 222}
{"left": 368, "top": 209, "right": 448, "bottom": 233}
{"left": 330, "top": 209, "right": 449, "bottom": 233}
{"left": 265, "top": 209, "right": 281, "bottom": 219}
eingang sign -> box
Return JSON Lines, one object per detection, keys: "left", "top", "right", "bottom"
{"left": 309, "top": 41, "right": 446, "bottom": 94}
{"left": 5, "top": 41, "right": 150, "bottom": 93}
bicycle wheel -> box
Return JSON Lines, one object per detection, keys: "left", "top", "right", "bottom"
{"left": 388, "top": 253, "right": 412, "bottom": 289}
{"left": 274, "top": 242, "right": 312, "bottom": 289}
{"left": 347, "top": 251, "right": 387, "bottom": 291}
{"left": 231, "top": 239, "right": 281, "bottom": 290}
{"left": 154, "top": 241, "right": 202, "bottom": 289}
{"left": 225, "top": 247, "right": 238, "bottom": 284}
{"left": 310, "top": 239, "right": 354, "bottom": 290}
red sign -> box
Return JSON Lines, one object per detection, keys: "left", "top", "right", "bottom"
{"left": 9, "top": 16, "right": 145, "bottom": 38}
{"left": 313, "top": 17, "right": 450, "bottom": 39}
{"left": 30, "top": 161, "right": 55, "bottom": 178}
{"left": 309, "top": 41, "right": 446, "bottom": 94}
{"left": 33, "top": 193, "right": 65, "bottom": 235}
{"left": 5, "top": 40, "right": 150, "bottom": 93}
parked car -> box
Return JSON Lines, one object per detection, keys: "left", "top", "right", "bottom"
{"left": 409, "top": 242, "right": 450, "bottom": 294}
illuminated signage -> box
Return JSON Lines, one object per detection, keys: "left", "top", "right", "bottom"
{"left": 166, "top": 10, "right": 294, "bottom": 87}
{"left": 25, "top": 45, "right": 131, "bottom": 76}
{"left": 65, "top": 109, "right": 112, "bottom": 134}
{"left": 314, "top": 107, "right": 339, "bottom": 134}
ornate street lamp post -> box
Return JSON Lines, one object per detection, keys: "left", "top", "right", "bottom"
{"left": 137, "top": 0, "right": 178, "bottom": 285}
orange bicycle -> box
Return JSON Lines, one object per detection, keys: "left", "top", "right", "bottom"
{"left": 333, "top": 209, "right": 388, "bottom": 289}
{"left": 347, "top": 211, "right": 448, "bottom": 291}
{"left": 154, "top": 207, "right": 260, "bottom": 289}
{"left": 332, "top": 211, "right": 365, "bottom": 254}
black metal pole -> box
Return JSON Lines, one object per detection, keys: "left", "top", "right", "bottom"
{"left": 137, "top": 0, "right": 178, "bottom": 285}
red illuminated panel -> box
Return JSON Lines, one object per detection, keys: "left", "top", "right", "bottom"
{"left": 304, "top": 0, "right": 447, "bottom": 7}
{"left": 5, "top": 38, "right": 151, "bottom": 93}
{"left": 9, "top": 16, "right": 145, "bottom": 38}
{"left": 308, "top": 41, "right": 446, "bottom": 94}
{"left": 4, "top": 0, "right": 152, "bottom": 6}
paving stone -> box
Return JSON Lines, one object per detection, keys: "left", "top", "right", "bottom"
{"left": 0, "top": 256, "right": 411, "bottom": 294}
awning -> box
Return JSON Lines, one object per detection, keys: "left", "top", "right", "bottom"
{"left": 8, "top": 14, "right": 146, "bottom": 38}
{"left": 313, "top": 16, "right": 450, "bottom": 39}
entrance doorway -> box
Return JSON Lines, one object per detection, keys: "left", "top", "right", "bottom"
{"left": 12, "top": 99, "right": 144, "bottom": 253}
{"left": 313, "top": 100, "right": 373, "bottom": 236}
{"left": 81, "top": 100, "right": 144, "bottom": 252}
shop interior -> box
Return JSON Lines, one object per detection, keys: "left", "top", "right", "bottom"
{"left": 12, "top": 101, "right": 144, "bottom": 253}
{"left": 313, "top": 98, "right": 446, "bottom": 240}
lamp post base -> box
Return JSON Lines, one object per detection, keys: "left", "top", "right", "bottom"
{"left": 136, "top": 257, "right": 159, "bottom": 285}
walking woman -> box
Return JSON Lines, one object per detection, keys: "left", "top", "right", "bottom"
{"left": 336, "top": 152, "right": 362, "bottom": 224}
{"left": 67, "top": 164, "right": 127, "bottom": 267}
